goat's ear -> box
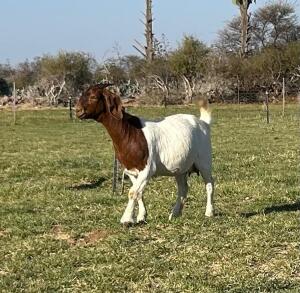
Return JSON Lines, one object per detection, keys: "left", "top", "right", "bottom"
{"left": 104, "top": 92, "right": 123, "bottom": 120}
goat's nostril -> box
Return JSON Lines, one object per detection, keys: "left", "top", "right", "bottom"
{"left": 75, "top": 108, "right": 81, "bottom": 115}
{"left": 75, "top": 107, "right": 86, "bottom": 119}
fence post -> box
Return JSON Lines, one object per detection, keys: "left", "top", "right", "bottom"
{"left": 13, "top": 82, "right": 16, "bottom": 125}
{"left": 265, "top": 90, "right": 270, "bottom": 124}
{"left": 282, "top": 77, "right": 285, "bottom": 117}
{"left": 112, "top": 152, "right": 119, "bottom": 195}
{"left": 68, "top": 97, "right": 72, "bottom": 119}
{"left": 237, "top": 77, "right": 240, "bottom": 105}
{"left": 112, "top": 107, "right": 127, "bottom": 195}
{"left": 237, "top": 77, "right": 241, "bottom": 118}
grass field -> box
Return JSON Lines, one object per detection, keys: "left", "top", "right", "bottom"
{"left": 0, "top": 104, "right": 299, "bottom": 292}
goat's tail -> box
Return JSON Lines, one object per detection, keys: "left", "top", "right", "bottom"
{"left": 198, "top": 98, "right": 211, "bottom": 125}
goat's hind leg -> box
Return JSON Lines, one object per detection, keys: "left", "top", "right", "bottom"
{"left": 200, "top": 170, "right": 214, "bottom": 217}
{"left": 169, "top": 174, "right": 188, "bottom": 220}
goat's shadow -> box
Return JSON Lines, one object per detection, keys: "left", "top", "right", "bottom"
{"left": 69, "top": 177, "right": 106, "bottom": 190}
{"left": 241, "top": 201, "right": 300, "bottom": 218}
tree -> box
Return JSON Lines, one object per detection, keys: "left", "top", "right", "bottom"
{"left": 98, "top": 58, "right": 127, "bottom": 85}
{"left": 252, "top": 1, "right": 300, "bottom": 49}
{"left": 169, "top": 36, "right": 209, "bottom": 102}
{"left": 0, "top": 63, "right": 14, "bottom": 80}
{"left": 122, "top": 55, "right": 146, "bottom": 81}
{"left": 133, "top": 0, "right": 154, "bottom": 63}
{"left": 232, "top": 0, "right": 256, "bottom": 57}
{"left": 38, "top": 51, "right": 96, "bottom": 96}
{"left": 282, "top": 41, "right": 300, "bottom": 91}
{"left": 12, "top": 60, "right": 39, "bottom": 89}
{"left": 0, "top": 78, "right": 10, "bottom": 96}
{"left": 215, "top": 16, "right": 243, "bottom": 54}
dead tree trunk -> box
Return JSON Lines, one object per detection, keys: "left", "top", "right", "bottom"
{"left": 150, "top": 74, "right": 169, "bottom": 106}
{"left": 234, "top": 0, "right": 256, "bottom": 58}
{"left": 239, "top": 1, "right": 251, "bottom": 58}
{"left": 182, "top": 75, "right": 195, "bottom": 103}
{"left": 145, "top": 0, "right": 154, "bottom": 63}
{"left": 133, "top": 0, "right": 154, "bottom": 63}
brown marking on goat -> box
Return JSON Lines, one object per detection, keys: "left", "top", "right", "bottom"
{"left": 76, "top": 84, "right": 149, "bottom": 171}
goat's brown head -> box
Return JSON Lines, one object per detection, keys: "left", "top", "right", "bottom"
{"left": 75, "top": 84, "right": 123, "bottom": 121}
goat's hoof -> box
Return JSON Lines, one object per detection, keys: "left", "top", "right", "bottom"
{"left": 169, "top": 210, "right": 182, "bottom": 221}
{"left": 136, "top": 220, "right": 147, "bottom": 226}
{"left": 169, "top": 213, "right": 179, "bottom": 221}
{"left": 205, "top": 211, "right": 214, "bottom": 217}
{"left": 121, "top": 222, "right": 134, "bottom": 228}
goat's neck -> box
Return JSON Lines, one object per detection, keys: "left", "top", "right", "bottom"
{"left": 97, "top": 112, "right": 148, "bottom": 171}
{"left": 97, "top": 113, "right": 124, "bottom": 148}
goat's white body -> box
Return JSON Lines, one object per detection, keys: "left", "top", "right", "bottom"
{"left": 121, "top": 107, "right": 214, "bottom": 224}
{"left": 141, "top": 114, "right": 211, "bottom": 177}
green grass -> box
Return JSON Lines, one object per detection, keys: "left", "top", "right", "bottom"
{"left": 0, "top": 104, "right": 299, "bottom": 292}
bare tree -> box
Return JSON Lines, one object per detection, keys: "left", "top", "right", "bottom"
{"left": 133, "top": 0, "right": 154, "bottom": 63}
{"left": 149, "top": 74, "right": 169, "bottom": 106}
{"left": 215, "top": 16, "right": 242, "bottom": 54}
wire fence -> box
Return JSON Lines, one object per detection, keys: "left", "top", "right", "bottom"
{"left": 1, "top": 94, "right": 298, "bottom": 196}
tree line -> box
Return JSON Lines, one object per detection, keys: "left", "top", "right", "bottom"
{"left": 0, "top": 0, "right": 299, "bottom": 106}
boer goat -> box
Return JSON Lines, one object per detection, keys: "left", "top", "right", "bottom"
{"left": 76, "top": 84, "right": 214, "bottom": 225}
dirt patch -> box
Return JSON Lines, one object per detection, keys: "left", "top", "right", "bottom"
{"left": 0, "top": 270, "right": 9, "bottom": 276}
{"left": 50, "top": 225, "right": 110, "bottom": 246}
{"left": 82, "top": 229, "right": 110, "bottom": 245}
{"left": 0, "top": 229, "right": 9, "bottom": 237}
{"left": 51, "top": 225, "right": 76, "bottom": 245}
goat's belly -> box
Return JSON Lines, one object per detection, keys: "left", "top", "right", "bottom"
{"left": 154, "top": 156, "right": 194, "bottom": 177}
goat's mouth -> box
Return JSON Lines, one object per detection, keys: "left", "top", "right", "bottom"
{"left": 76, "top": 111, "right": 87, "bottom": 119}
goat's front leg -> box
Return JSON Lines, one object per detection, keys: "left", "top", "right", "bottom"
{"left": 120, "top": 192, "right": 147, "bottom": 224}
{"left": 128, "top": 173, "right": 147, "bottom": 224}
{"left": 120, "top": 170, "right": 149, "bottom": 225}
{"left": 120, "top": 198, "right": 135, "bottom": 225}
{"left": 169, "top": 174, "right": 188, "bottom": 220}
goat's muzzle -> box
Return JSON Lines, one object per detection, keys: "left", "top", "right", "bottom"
{"left": 75, "top": 106, "right": 86, "bottom": 119}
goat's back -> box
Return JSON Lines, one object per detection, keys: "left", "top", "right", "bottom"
{"left": 141, "top": 114, "right": 212, "bottom": 176}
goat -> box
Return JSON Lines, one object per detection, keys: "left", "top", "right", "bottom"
{"left": 75, "top": 84, "right": 214, "bottom": 225}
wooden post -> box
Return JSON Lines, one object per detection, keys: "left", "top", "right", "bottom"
{"left": 13, "top": 82, "right": 16, "bottom": 125}
{"left": 236, "top": 76, "right": 241, "bottom": 119}
{"left": 237, "top": 78, "right": 240, "bottom": 105}
{"left": 112, "top": 152, "right": 119, "bottom": 195}
{"left": 68, "top": 97, "right": 72, "bottom": 119}
{"left": 112, "top": 108, "right": 128, "bottom": 195}
{"left": 265, "top": 90, "right": 270, "bottom": 124}
{"left": 282, "top": 77, "right": 285, "bottom": 117}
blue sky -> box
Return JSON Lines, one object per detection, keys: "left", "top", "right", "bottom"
{"left": 0, "top": 0, "right": 299, "bottom": 65}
